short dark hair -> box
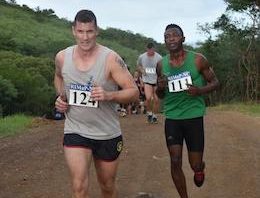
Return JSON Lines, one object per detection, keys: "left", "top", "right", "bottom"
{"left": 165, "top": 24, "right": 184, "bottom": 37}
{"left": 146, "top": 42, "right": 154, "bottom": 49}
{"left": 73, "top": 9, "right": 97, "bottom": 28}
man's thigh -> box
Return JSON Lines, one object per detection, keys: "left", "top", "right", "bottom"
{"left": 94, "top": 157, "right": 120, "bottom": 184}
{"left": 183, "top": 117, "right": 204, "bottom": 152}
{"left": 64, "top": 145, "right": 93, "bottom": 179}
{"left": 144, "top": 83, "right": 154, "bottom": 100}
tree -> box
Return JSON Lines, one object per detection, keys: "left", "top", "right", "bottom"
{"left": 224, "top": 0, "right": 259, "bottom": 102}
{"left": 198, "top": 0, "right": 259, "bottom": 102}
{"left": 0, "top": 75, "right": 17, "bottom": 116}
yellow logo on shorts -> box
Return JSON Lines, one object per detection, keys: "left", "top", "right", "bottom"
{"left": 117, "top": 141, "right": 123, "bottom": 152}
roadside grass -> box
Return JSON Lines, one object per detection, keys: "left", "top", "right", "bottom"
{"left": 0, "top": 114, "right": 33, "bottom": 138}
{"left": 211, "top": 103, "right": 260, "bottom": 117}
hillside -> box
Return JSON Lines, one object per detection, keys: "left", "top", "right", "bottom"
{"left": 0, "top": 0, "right": 166, "bottom": 68}
{"left": 0, "top": 0, "right": 166, "bottom": 117}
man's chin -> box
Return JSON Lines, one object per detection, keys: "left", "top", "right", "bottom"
{"left": 168, "top": 47, "right": 179, "bottom": 52}
{"left": 79, "top": 45, "right": 91, "bottom": 51}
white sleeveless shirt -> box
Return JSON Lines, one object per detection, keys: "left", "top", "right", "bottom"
{"left": 62, "top": 45, "right": 121, "bottom": 140}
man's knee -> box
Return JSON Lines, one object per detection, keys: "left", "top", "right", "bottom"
{"left": 99, "top": 178, "right": 116, "bottom": 193}
{"left": 171, "top": 156, "right": 182, "bottom": 170}
{"left": 72, "top": 179, "right": 88, "bottom": 195}
{"left": 145, "top": 95, "right": 152, "bottom": 102}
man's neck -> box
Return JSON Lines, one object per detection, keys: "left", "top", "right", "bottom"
{"left": 169, "top": 49, "right": 186, "bottom": 66}
{"left": 73, "top": 44, "right": 99, "bottom": 70}
{"left": 147, "top": 52, "right": 155, "bottom": 57}
{"left": 76, "top": 44, "right": 99, "bottom": 59}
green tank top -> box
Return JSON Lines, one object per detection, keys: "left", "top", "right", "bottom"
{"left": 162, "top": 51, "right": 206, "bottom": 120}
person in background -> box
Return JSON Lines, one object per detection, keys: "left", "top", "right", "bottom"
{"left": 131, "top": 70, "right": 145, "bottom": 114}
{"left": 156, "top": 23, "right": 219, "bottom": 198}
{"left": 54, "top": 9, "right": 139, "bottom": 198}
{"left": 137, "top": 42, "right": 162, "bottom": 123}
{"left": 117, "top": 57, "right": 132, "bottom": 117}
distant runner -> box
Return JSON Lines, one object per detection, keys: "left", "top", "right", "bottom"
{"left": 137, "top": 42, "right": 162, "bottom": 123}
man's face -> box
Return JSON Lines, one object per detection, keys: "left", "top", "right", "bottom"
{"left": 164, "top": 27, "right": 184, "bottom": 52}
{"left": 147, "top": 47, "right": 155, "bottom": 56}
{"left": 72, "top": 21, "right": 98, "bottom": 51}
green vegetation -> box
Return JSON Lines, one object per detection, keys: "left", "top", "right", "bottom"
{"left": 0, "top": 0, "right": 165, "bottom": 118}
{"left": 0, "top": 0, "right": 259, "bottom": 120}
{"left": 211, "top": 103, "right": 260, "bottom": 117}
{"left": 0, "top": 114, "right": 33, "bottom": 137}
{"left": 198, "top": 0, "right": 259, "bottom": 104}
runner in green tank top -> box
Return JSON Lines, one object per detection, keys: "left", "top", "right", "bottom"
{"left": 156, "top": 24, "right": 219, "bottom": 198}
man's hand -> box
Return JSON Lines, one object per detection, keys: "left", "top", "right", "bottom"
{"left": 186, "top": 84, "right": 202, "bottom": 96}
{"left": 91, "top": 85, "right": 111, "bottom": 101}
{"left": 157, "top": 75, "right": 167, "bottom": 90}
{"left": 156, "top": 75, "right": 167, "bottom": 99}
{"left": 55, "top": 95, "right": 68, "bottom": 113}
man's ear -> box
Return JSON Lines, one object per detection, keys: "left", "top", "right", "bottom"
{"left": 182, "top": 37, "right": 185, "bottom": 43}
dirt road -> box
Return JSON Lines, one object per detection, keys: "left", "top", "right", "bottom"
{"left": 0, "top": 109, "right": 259, "bottom": 198}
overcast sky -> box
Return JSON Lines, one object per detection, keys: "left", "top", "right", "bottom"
{"left": 15, "top": 0, "right": 227, "bottom": 45}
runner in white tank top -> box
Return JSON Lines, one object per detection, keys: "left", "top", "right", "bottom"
{"left": 137, "top": 42, "right": 162, "bottom": 124}
{"left": 54, "top": 9, "right": 139, "bottom": 198}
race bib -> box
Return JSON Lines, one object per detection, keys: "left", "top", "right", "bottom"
{"left": 168, "top": 72, "right": 192, "bottom": 93}
{"left": 68, "top": 83, "right": 98, "bottom": 108}
{"left": 145, "top": 67, "right": 156, "bottom": 74}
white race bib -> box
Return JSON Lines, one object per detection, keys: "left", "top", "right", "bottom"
{"left": 168, "top": 72, "right": 192, "bottom": 93}
{"left": 145, "top": 67, "right": 156, "bottom": 74}
{"left": 68, "top": 83, "right": 98, "bottom": 108}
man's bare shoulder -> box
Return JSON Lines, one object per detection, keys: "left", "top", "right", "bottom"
{"left": 194, "top": 52, "right": 209, "bottom": 71}
{"left": 194, "top": 52, "right": 207, "bottom": 62}
{"left": 107, "top": 51, "right": 127, "bottom": 69}
{"left": 55, "top": 49, "right": 66, "bottom": 68}
{"left": 55, "top": 49, "right": 66, "bottom": 61}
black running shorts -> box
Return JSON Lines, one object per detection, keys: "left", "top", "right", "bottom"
{"left": 165, "top": 117, "right": 204, "bottom": 152}
{"left": 63, "top": 134, "right": 123, "bottom": 161}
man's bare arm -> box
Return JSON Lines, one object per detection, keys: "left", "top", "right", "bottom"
{"left": 155, "top": 61, "right": 167, "bottom": 99}
{"left": 91, "top": 52, "right": 139, "bottom": 104}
